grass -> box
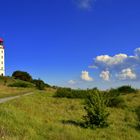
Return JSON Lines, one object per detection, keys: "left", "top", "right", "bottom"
{"left": 0, "top": 85, "right": 34, "bottom": 98}
{"left": 0, "top": 90, "right": 139, "bottom": 140}
{"left": 0, "top": 76, "right": 35, "bottom": 98}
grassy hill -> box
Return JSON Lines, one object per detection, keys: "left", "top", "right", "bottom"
{"left": 0, "top": 76, "right": 35, "bottom": 98}
{"left": 0, "top": 90, "right": 139, "bottom": 140}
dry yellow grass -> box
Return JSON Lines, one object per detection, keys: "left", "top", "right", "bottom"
{"left": 0, "top": 85, "right": 34, "bottom": 98}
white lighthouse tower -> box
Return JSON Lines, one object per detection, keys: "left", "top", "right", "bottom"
{"left": 0, "top": 38, "right": 5, "bottom": 76}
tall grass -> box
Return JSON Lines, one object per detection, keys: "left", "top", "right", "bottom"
{"left": 0, "top": 85, "right": 34, "bottom": 98}
{"left": 0, "top": 91, "right": 139, "bottom": 140}
{"left": 136, "top": 106, "right": 140, "bottom": 129}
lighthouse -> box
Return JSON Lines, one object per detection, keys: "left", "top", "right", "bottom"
{"left": 0, "top": 38, "right": 5, "bottom": 76}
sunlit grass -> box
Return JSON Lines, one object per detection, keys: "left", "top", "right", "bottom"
{"left": 0, "top": 91, "right": 139, "bottom": 140}
{"left": 0, "top": 77, "right": 35, "bottom": 98}
{"left": 0, "top": 85, "right": 34, "bottom": 98}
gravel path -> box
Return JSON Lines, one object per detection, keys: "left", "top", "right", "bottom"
{"left": 0, "top": 92, "right": 34, "bottom": 104}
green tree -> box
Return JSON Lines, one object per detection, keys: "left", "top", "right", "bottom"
{"left": 33, "top": 79, "right": 45, "bottom": 90}
{"left": 12, "top": 71, "right": 32, "bottom": 82}
{"left": 84, "top": 90, "right": 109, "bottom": 128}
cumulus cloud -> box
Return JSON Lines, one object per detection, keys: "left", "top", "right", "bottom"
{"left": 117, "top": 68, "right": 136, "bottom": 80}
{"left": 94, "top": 54, "right": 128, "bottom": 70}
{"left": 68, "top": 80, "right": 77, "bottom": 84}
{"left": 90, "top": 48, "right": 140, "bottom": 81}
{"left": 96, "top": 54, "right": 128, "bottom": 65}
{"left": 81, "top": 71, "right": 93, "bottom": 81}
{"left": 74, "top": 0, "right": 94, "bottom": 9}
{"left": 135, "top": 48, "right": 140, "bottom": 57}
{"left": 100, "top": 70, "right": 110, "bottom": 81}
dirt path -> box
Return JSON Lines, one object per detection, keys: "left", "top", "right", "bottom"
{"left": 0, "top": 92, "right": 34, "bottom": 104}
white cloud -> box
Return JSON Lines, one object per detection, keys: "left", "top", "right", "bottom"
{"left": 81, "top": 71, "right": 93, "bottom": 81}
{"left": 75, "top": 0, "right": 94, "bottom": 9}
{"left": 95, "top": 53, "right": 128, "bottom": 66}
{"left": 135, "top": 48, "right": 140, "bottom": 57}
{"left": 100, "top": 70, "right": 110, "bottom": 81}
{"left": 68, "top": 80, "right": 77, "bottom": 84}
{"left": 90, "top": 47, "right": 140, "bottom": 81}
{"left": 117, "top": 68, "right": 136, "bottom": 80}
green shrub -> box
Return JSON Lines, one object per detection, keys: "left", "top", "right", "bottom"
{"left": 54, "top": 88, "right": 89, "bottom": 99}
{"left": 8, "top": 82, "right": 31, "bottom": 88}
{"left": 136, "top": 106, "right": 140, "bottom": 129}
{"left": 117, "top": 85, "right": 137, "bottom": 94}
{"left": 104, "top": 89, "right": 126, "bottom": 108}
{"left": 108, "top": 96, "right": 126, "bottom": 108}
{"left": 33, "top": 79, "right": 45, "bottom": 90}
{"left": 83, "top": 90, "right": 109, "bottom": 128}
{"left": 12, "top": 71, "right": 32, "bottom": 82}
{"left": 54, "top": 88, "right": 99, "bottom": 99}
{"left": 45, "top": 83, "right": 51, "bottom": 88}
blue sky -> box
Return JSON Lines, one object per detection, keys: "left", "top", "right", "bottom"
{"left": 1, "top": 0, "right": 140, "bottom": 89}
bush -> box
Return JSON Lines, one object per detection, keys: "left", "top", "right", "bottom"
{"left": 8, "top": 82, "right": 31, "bottom": 88}
{"left": 83, "top": 90, "right": 109, "bottom": 128}
{"left": 136, "top": 106, "right": 140, "bottom": 129}
{"left": 54, "top": 88, "right": 89, "bottom": 99}
{"left": 45, "top": 83, "right": 51, "bottom": 88}
{"left": 104, "top": 89, "right": 126, "bottom": 108}
{"left": 33, "top": 79, "right": 45, "bottom": 90}
{"left": 12, "top": 71, "right": 32, "bottom": 82}
{"left": 0, "top": 76, "right": 8, "bottom": 85}
{"left": 117, "top": 85, "right": 137, "bottom": 94}
{"left": 108, "top": 96, "right": 126, "bottom": 108}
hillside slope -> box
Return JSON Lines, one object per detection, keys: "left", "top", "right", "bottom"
{"left": 0, "top": 91, "right": 139, "bottom": 140}
{"left": 0, "top": 76, "right": 35, "bottom": 98}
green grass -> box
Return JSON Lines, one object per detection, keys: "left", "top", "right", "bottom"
{"left": 0, "top": 85, "right": 35, "bottom": 98}
{"left": 0, "top": 91, "right": 139, "bottom": 140}
{"left": 0, "top": 76, "right": 35, "bottom": 98}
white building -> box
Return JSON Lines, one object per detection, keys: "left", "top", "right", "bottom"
{"left": 0, "top": 38, "right": 5, "bottom": 76}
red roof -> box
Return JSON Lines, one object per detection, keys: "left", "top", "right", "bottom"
{"left": 0, "top": 38, "right": 3, "bottom": 42}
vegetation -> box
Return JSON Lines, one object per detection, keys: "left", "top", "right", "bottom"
{"left": 54, "top": 88, "right": 99, "bottom": 99}
{"left": 32, "top": 79, "right": 46, "bottom": 90}
{"left": 0, "top": 74, "right": 139, "bottom": 139}
{"left": 12, "top": 71, "right": 32, "bottom": 82}
{"left": 0, "top": 76, "right": 34, "bottom": 98}
{"left": 0, "top": 76, "right": 16, "bottom": 85}
{"left": 104, "top": 89, "right": 126, "bottom": 108}
{"left": 0, "top": 85, "right": 34, "bottom": 98}
{"left": 84, "top": 90, "right": 109, "bottom": 128}
{"left": 136, "top": 106, "right": 140, "bottom": 129}
{"left": 54, "top": 87, "right": 126, "bottom": 109}
{"left": 0, "top": 90, "right": 139, "bottom": 140}
{"left": 8, "top": 81, "right": 34, "bottom": 88}
{"left": 117, "top": 85, "right": 137, "bottom": 94}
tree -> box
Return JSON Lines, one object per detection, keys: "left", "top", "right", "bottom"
{"left": 33, "top": 79, "right": 45, "bottom": 90}
{"left": 83, "top": 90, "right": 109, "bottom": 128}
{"left": 12, "top": 71, "right": 32, "bottom": 82}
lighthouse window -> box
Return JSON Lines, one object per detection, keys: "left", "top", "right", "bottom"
{"left": 1, "top": 56, "right": 3, "bottom": 59}
{"left": 1, "top": 61, "right": 3, "bottom": 64}
{"left": 1, "top": 50, "right": 3, "bottom": 53}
